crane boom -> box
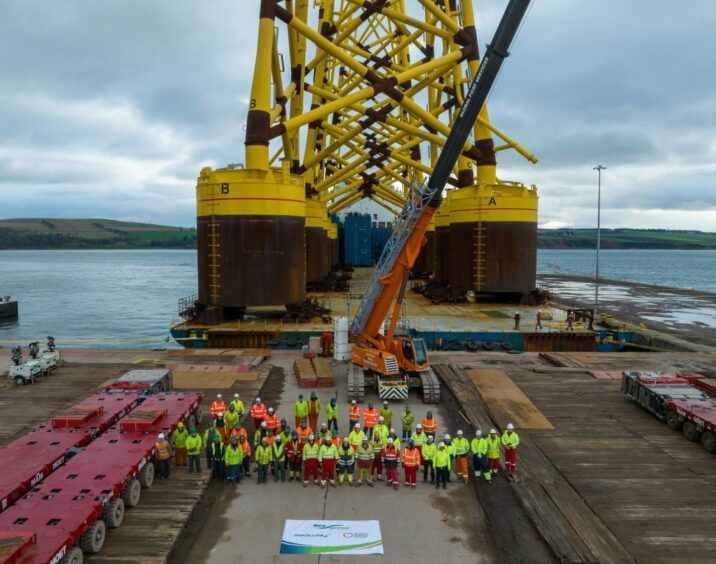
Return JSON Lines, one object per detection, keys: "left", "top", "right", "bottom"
{"left": 351, "top": 0, "right": 532, "bottom": 343}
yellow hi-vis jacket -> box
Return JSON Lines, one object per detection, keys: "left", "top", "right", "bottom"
{"left": 412, "top": 431, "right": 427, "bottom": 447}
{"left": 453, "top": 437, "right": 469, "bottom": 456}
{"left": 432, "top": 449, "right": 451, "bottom": 470}
{"left": 224, "top": 444, "right": 244, "bottom": 466}
{"left": 186, "top": 434, "right": 203, "bottom": 456}
{"left": 501, "top": 431, "right": 520, "bottom": 450}
{"left": 349, "top": 430, "right": 366, "bottom": 449}
{"left": 470, "top": 437, "right": 488, "bottom": 456}
{"left": 302, "top": 442, "right": 320, "bottom": 460}
{"left": 487, "top": 435, "right": 501, "bottom": 459}
{"left": 422, "top": 442, "right": 437, "bottom": 462}
{"left": 319, "top": 444, "right": 339, "bottom": 461}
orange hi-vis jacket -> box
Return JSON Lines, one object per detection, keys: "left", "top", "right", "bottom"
{"left": 155, "top": 440, "right": 171, "bottom": 460}
{"left": 263, "top": 413, "right": 280, "bottom": 432}
{"left": 363, "top": 407, "right": 378, "bottom": 428}
{"left": 296, "top": 426, "right": 313, "bottom": 446}
{"left": 402, "top": 447, "right": 421, "bottom": 467}
{"left": 231, "top": 427, "right": 248, "bottom": 441}
{"left": 421, "top": 417, "right": 438, "bottom": 436}
{"left": 250, "top": 403, "right": 267, "bottom": 420}
{"left": 349, "top": 404, "right": 361, "bottom": 422}
{"left": 239, "top": 440, "right": 251, "bottom": 457}
{"left": 210, "top": 400, "right": 226, "bottom": 419}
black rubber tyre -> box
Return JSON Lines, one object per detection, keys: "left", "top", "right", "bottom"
{"left": 446, "top": 341, "right": 463, "bottom": 351}
{"left": 466, "top": 341, "right": 480, "bottom": 352}
{"left": 14, "top": 376, "right": 25, "bottom": 386}
{"left": 701, "top": 431, "right": 716, "bottom": 453}
{"left": 60, "top": 547, "right": 83, "bottom": 564}
{"left": 482, "top": 341, "right": 495, "bottom": 351}
{"left": 193, "top": 406, "right": 203, "bottom": 425}
{"left": 103, "top": 497, "right": 124, "bottom": 529}
{"left": 139, "top": 462, "right": 155, "bottom": 488}
{"left": 501, "top": 342, "right": 514, "bottom": 351}
{"left": 683, "top": 420, "right": 701, "bottom": 442}
{"left": 665, "top": 410, "right": 682, "bottom": 431}
{"left": 122, "top": 479, "right": 141, "bottom": 507}
{"left": 80, "top": 519, "right": 106, "bottom": 554}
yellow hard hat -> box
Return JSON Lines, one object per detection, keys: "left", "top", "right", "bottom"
{"left": 178, "top": 422, "right": 184, "bottom": 428}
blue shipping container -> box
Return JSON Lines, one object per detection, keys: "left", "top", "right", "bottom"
{"left": 372, "top": 226, "right": 392, "bottom": 262}
{"left": 344, "top": 214, "right": 372, "bottom": 266}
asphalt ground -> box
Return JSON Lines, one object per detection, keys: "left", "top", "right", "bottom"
{"left": 171, "top": 353, "right": 554, "bottom": 563}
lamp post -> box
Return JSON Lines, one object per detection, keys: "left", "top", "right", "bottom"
{"left": 593, "top": 165, "right": 606, "bottom": 313}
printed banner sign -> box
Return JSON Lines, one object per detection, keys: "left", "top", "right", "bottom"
{"left": 280, "top": 520, "right": 383, "bottom": 555}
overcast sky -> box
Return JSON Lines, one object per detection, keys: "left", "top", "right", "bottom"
{"left": 0, "top": 0, "right": 714, "bottom": 230}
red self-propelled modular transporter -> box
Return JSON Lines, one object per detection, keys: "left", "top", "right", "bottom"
{"left": 0, "top": 392, "right": 141, "bottom": 514}
{"left": 0, "top": 392, "right": 202, "bottom": 564}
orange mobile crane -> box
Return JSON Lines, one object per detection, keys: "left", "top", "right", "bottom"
{"left": 348, "top": 0, "right": 532, "bottom": 403}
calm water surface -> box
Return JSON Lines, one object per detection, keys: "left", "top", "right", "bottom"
{"left": 1, "top": 249, "right": 714, "bottom": 348}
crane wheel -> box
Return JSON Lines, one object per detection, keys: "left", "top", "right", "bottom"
{"left": 701, "top": 431, "right": 716, "bottom": 453}
{"left": 103, "top": 498, "right": 124, "bottom": 529}
{"left": 60, "top": 547, "right": 83, "bottom": 564}
{"left": 682, "top": 420, "right": 701, "bottom": 442}
{"left": 80, "top": 519, "right": 106, "bottom": 554}
{"left": 665, "top": 410, "right": 682, "bottom": 431}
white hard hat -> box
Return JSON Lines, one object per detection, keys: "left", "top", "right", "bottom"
{"left": 507, "top": 423, "right": 514, "bottom": 430}
{"left": 457, "top": 430, "right": 463, "bottom": 436}
{"left": 217, "top": 393, "right": 222, "bottom": 398}
{"left": 256, "top": 397, "right": 261, "bottom": 402}
{"left": 515, "top": 311, "right": 519, "bottom": 314}
{"left": 234, "top": 393, "right": 240, "bottom": 398}
{"left": 261, "top": 422, "right": 267, "bottom": 428}
{"left": 416, "top": 423, "right": 422, "bottom": 428}
{"left": 438, "top": 441, "right": 445, "bottom": 448}
{"left": 427, "top": 434, "right": 434, "bottom": 440}
{"left": 490, "top": 428, "right": 497, "bottom": 434}
{"left": 158, "top": 433, "right": 165, "bottom": 439}
{"left": 378, "top": 416, "right": 384, "bottom": 421}
{"left": 475, "top": 430, "right": 482, "bottom": 436}
{"left": 309, "top": 434, "right": 315, "bottom": 439}
{"left": 268, "top": 407, "right": 274, "bottom": 413}
{"left": 218, "top": 412, "right": 224, "bottom": 418}
{"left": 383, "top": 400, "right": 388, "bottom": 405}
{"left": 389, "top": 428, "right": 395, "bottom": 433}
{"left": 351, "top": 400, "right": 356, "bottom": 404}
{"left": 321, "top": 422, "right": 327, "bottom": 427}
{"left": 354, "top": 423, "right": 361, "bottom": 429}
{"left": 444, "top": 433, "right": 451, "bottom": 440}
{"left": 538, "top": 310, "right": 542, "bottom": 313}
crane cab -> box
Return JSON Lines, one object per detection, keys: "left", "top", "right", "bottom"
{"left": 395, "top": 337, "right": 429, "bottom": 373}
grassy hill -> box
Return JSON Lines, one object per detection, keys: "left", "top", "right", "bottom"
{"left": 0, "top": 218, "right": 196, "bottom": 249}
{"left": 538, "top": 228, "right": 716, "bottom": 249}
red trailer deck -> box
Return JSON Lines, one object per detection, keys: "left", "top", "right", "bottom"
{"left": 0, "top": 392, "right": 202, "bottom": 564}
{"left": 0, "top": 393, "right": 141, "bottom": 514}
{"left": 665, "top": 397, "right": 716, "bottom": 453}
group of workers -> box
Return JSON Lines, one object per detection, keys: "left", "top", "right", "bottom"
{"left": 514, "top": 309, "right": 577, "bottom": 331}
{"left": 155, "top": 392, "right": 520, "bottom": 490}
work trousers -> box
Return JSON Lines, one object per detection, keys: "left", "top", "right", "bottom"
{"left": 473, "top": 454, "right": 490, "bottom": 479}
{"left": 289, "top": 460, "right": 301, "bottom": 476}
{"left": 357, "top": 467, "right": 372, "bottom": 483}
{"left": 294, "top": 416, "right": 304, "bottom": 429}
{"left": 404, "top": 465, "right": 417, "bottom": 486}
{"left": 227, "top": 464, "right": 241, "bottom": 482}
{"left": 338, "top": 463, "right": 354, "bottom": 483}
{"left": 205, "top": 448, "right": 213, "bottom": 470}
{"left": 371, "top": 457, "right": 383, "bottom": 478}
{"left": 422, "top": 460, "right": 435, "bottom": 481}
{"left": 504, "top": 448, "right": 517, "bottom": 473}
{"left": 309, "top": 413, "right": 319, "bottom": 431}
{"left": 257, "top": 463, "right": 269, "bottom": 484}
{"left": 157, "top": 459, "right": 170, "bottom": 479}
{"left": 241, "top": 455, "right": 251, "bottom": 476}
{"left": 349, "top": 418, "right": 359, "bottom": 431}
{"left": 327, "top": 418, "right": 338, "bottom": 432}
{"left": 188, "top": 454, "right": 201, "bottom": 472}
{"left": 402, "top": 429, "right": 412, "bottom": 440}
{"left": 322, "top": 459, "right": 336, "bottom": 481}
{"left": 175, "top": 447, "right": 187, "bottom": 466}
{"left": 455, "top": 455, "right": 469, "bottom": 483}
{"left": 273, "top": 460, "right": 286, "bottom": 481}
{"left": 212, "top": 460, "right": 225, "bottom": 481}
{"left": 385, "top": 466, "right": 399, "bottom": 488}
{"left": 252, "top": 417, "right": 263, "bottom": 431}
{"left": 365, "top": 426, "right": 374, "bottom": 439}
{"left": 436, "top": 466, "right": 449, "bottom": 487}
{"left": 304, "top": 458, "right": 319, "bottom": 482}
{"left": 488, "top": 457, "right": 500, "bottom": 473}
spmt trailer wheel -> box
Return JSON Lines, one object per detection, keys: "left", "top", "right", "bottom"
{"left": 665, "top": 410, "right": 682, "bottom": 431}
{"left": 701, "top": 431, "right": 716, "bottom": 453}
{"left": 103, "top": 497, "right": 125, "bottom": 529}
{"left": 80, "top": 519, "right": 106, "bottom": 554}
{"left": 60, "top": 547, "right": 84, "bottom": 564}
{"left": 122, "top": 478, "right": 142, "bottom": 507}
{"left": 14, "top": 376, "right": 25, "bottom": 386}
{"left": 139, "top": 462, "right": 155, "bottom": 488}
{"left": 682, "top": 420, "right": 701, "bottom": 442}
